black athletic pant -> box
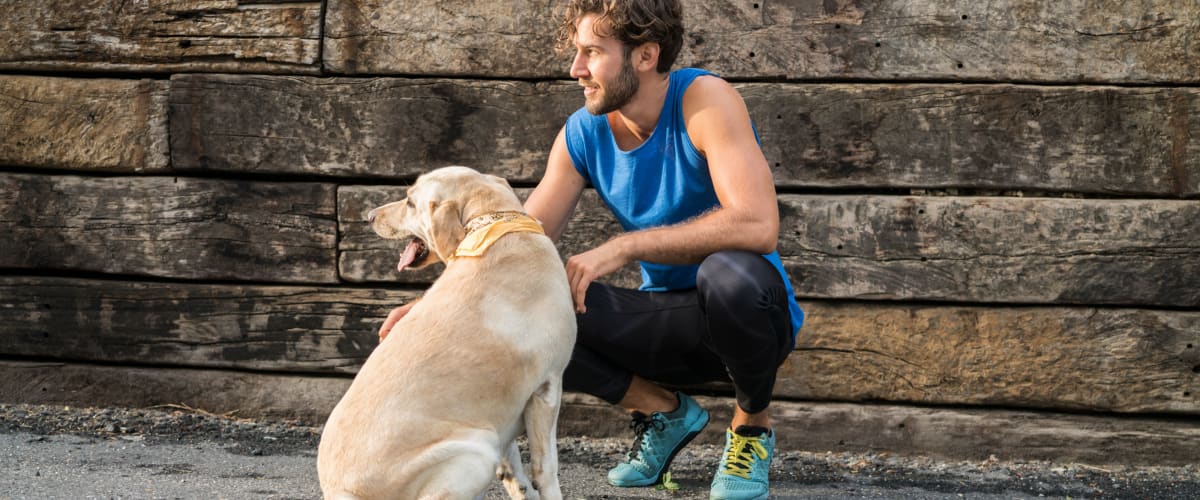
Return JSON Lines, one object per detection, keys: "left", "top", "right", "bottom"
{"left": 563, "top": 250, "right": 795, "bottom": 414}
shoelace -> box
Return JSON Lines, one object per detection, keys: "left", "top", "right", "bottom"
{"left": 720, "top": 432, "right": 769, "bottom": 479}
{"left": 625, "top": 413, "right": 666, "bottom": 462}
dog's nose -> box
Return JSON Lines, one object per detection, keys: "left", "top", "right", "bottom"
{"left": 367, "top": 209, "right": 377, "bottom": 224}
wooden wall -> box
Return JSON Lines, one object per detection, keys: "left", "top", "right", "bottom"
{"left": 2, "top": 0, "right": 1199, "bottom": 460}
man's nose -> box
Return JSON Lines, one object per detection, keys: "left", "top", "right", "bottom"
{"left": 569, "top": 52, "right": 587, "bottom": 79}
{"left": 367, "top": 209, "right": 377, "bottom": 223}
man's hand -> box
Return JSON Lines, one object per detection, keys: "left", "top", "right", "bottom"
{"left": 565, "top": 238, "right": 629, "bottom": 314}
{"left": 377, "top": 302, "right": 415, "bottom": 341}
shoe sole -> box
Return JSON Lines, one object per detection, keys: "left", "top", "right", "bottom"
{"left": 710, "top": 493, "right": 768, "bottom": 500}
{"left": 611, "top": 410, "right": 711, "bottom": 488}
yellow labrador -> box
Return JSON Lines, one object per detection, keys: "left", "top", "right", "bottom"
{"left": 318, "top": 166, "right": 576, "bottom": 499}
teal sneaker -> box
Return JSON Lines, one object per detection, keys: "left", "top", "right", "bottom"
{"left": 710, "top": 426, "right": 774, "bottom": 500}
{"left": 607, "top": 392, "right": 709, "bottom": 487}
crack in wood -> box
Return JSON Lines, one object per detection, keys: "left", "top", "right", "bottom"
{"left": 797, "top": 346, "right": 924, "bottom": 369}
{"left": 1074, "top": 17, "right": 1175, "bottom": 37}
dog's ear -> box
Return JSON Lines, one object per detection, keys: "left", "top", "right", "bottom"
{"left": 461, "top": 175, "right": 518, "bottom": 218}
{"left": 486, "top": 174, "right": 511, "bottom": 190}
{"left": 427, "top": 200, "right": 465, "bottom": 262}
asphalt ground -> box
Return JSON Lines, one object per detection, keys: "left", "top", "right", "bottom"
{"left": 1, "top": 404, "right": 1198, "bottom": 499}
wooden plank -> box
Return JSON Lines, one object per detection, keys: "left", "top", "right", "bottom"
{"left": 4, "top": 361, "right": 1198, "bottom": 465}
{"left": 748, "top": 84, "right": 1200, "bottom": 196}
{"left": 0, "top": 0, "right": 321, "bottom": 74}
{"left": 168, "top": 74, "right": 577, "bottom": 180}
{"left": 324, "top": 0, "right": 1200, "bottom": 84}
{"left": 0, "top": 174, "right": 338, "bottom": 283}
{"left": 340, "top": 191, "right": 1200, "bottom": 307}
{"left": 337, "top": 186, "right": 641, "bottom": 288}
{"left": 323, "top": 0, "right": 566, "bottom": 78}
{"left": 781, "top": 302, "right": 1200, "bottom": 415}
{"left": 781, "top": 196, "right": 1200, "bottom": 307}
{"left": 0, "top": 277, "right": 417, "bottom": 374}
{"left": 6, "top": 277, "right": 1194, "bottom": 414}
{"left": 167, "top": 74, "right": 1200, "bottom": 195}
{"left": 0, "top": 76, "right": 169, "bottom": 172}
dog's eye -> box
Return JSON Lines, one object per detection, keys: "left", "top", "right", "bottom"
{"left": 405, "top": 198, "right": 414, "bottom": 208}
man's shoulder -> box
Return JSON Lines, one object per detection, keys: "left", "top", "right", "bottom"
{"left": 672, "top": 67, "right": 717, "bottom": 80}
{"left": 679, "top": 71, "right": 743, "bottom": 125}
{"left": 677, "top": 69, "right": 754, "bottom": 152}
{"left": 678, "top": 70, "right": 734, "bottom": 99}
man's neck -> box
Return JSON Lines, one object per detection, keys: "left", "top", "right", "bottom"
{"left": 610, "top": 72, "right": 671, "bottom": 144}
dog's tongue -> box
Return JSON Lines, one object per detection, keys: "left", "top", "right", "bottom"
{"left": 397, "top": 239, "right": 422, "bottom": 272}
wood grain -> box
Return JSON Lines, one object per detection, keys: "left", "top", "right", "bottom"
{"left": 748, "top": 84, "right": 1200, "bottom": 196}
{"left": 5, "top": 278, "right": 1195, "bottom": 414}
{"left": 0, "top": 174, "right": 338, "bottom": 283}
{"left": 780, "top": 196, "right": 1200, "bottom": 307}
{"left": 169, "top": 74, "right": 576, "bottom": 179}
{"left": 0, "top": 0, "right": 321, "bottom": 74}
{"left": 0, "top": 277, "right": 418, "bottom": 373}
{"left": 0, "top": 76, "right": 169, "bottom": 172}
{"left": 168, "top": 74, "right": 1200, "bottom": 195}
{"left": 781, "top": 301, "right": 1200, "bottom": 414}
{"left": 324, "top": 0, "right": 1200, "bottom": 84}
{"left": 339, "top": 189, "right": 1200, "bottom": 307}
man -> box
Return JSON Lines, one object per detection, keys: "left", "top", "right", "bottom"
{"left": 379, "top": 1, "right": 803, "bottom": 497}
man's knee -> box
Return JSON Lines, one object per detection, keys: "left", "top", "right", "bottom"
{"left": 696, "top": 250, "right": 783, "bottom": 308}
{"left": 696, "top": 250, "right": 793, "bottom": 360}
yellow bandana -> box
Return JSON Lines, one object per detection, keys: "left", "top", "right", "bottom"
{"left": 451, "top": 211, "right": 545, "bottom": 260}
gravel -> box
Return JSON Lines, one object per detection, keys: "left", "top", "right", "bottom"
{"left": 0, "top": 403, "right": 319, "bottom": 458}
{"left": 2, "top": 403, "right": 1199, "bottom": 499}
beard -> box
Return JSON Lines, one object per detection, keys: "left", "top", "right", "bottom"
{"left": 584, "top": 56, "right": 640, "bottom": 115}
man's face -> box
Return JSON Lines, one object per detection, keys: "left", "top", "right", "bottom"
{"left": 570, "top": 14, "right": 640, "bottom": 115}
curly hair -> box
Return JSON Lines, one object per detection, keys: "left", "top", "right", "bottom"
{"left": 556, "top": 0, "right": 684, "bottom": 73}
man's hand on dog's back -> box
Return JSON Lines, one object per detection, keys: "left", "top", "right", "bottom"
{"left": 378, "top": 302, "right": 415, "bottom": 341}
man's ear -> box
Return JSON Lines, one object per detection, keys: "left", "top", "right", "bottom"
{"left": 634, "top": 42, "right": 661, "bottom": 72}
{"left": 428, "top": 200, "right": 465, "bottom": 262}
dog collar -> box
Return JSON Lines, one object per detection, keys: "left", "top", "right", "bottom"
{"left": 451, "top": 211, "right": 545, "bottom": 260}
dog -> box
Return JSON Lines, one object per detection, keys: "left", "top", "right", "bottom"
{"left": 318, "top": 166, "right": 576, "bottom": 499}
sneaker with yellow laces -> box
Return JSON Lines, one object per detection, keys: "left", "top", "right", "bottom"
{"left": 709, "top": 425, "right": 773, "bottom": 500}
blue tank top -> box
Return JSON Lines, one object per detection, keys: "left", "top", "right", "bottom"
{"left": 564, "top": 68, "right": 804, "bottom": 336}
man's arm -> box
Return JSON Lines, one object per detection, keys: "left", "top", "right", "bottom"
{"left": 525, "top": 127, "right": 586, "bottom": 243}
{"left": 563, "top": 76, "right": 779, "bottom": 312}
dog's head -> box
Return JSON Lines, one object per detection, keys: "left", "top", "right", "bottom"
{"left": 367, "top": 166, "right": 522, "bottom": 272}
